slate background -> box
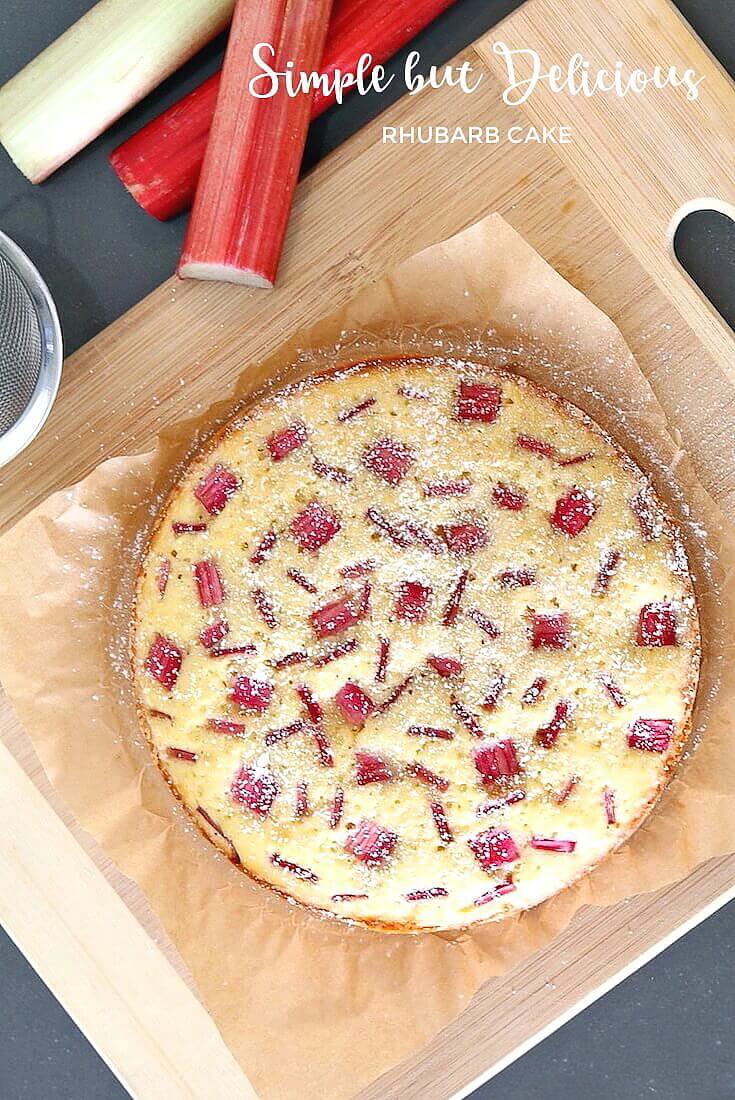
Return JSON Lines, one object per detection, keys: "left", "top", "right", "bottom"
{"left": 0, "top": 0, "right": 733, "bottom": 1097}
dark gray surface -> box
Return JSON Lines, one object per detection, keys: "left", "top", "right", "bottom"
{"left": 0, "top": 1, "right": 733, "bottom": 1098}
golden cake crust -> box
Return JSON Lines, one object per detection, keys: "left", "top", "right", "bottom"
{"left": 132, "top": 357, "right": 700, "bottom": 932}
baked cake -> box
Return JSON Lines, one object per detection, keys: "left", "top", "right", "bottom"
{"left": 132, "top": 358, "right": 700, "bottom": 932}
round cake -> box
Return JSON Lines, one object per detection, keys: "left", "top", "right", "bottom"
{"left": 133, "top": 357, "right": 700, "bottom": 932}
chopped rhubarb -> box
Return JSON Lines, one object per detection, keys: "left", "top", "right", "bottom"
{"left": 636, "top": 602, "right": 678, "bottom": 647}
{"left": 196, "top": 806, "right": 226, "bottom": 840}
{"left": 603, "top": 788, "right": 616, "bottom": 825}
{"left": 199, "top": 618, "right": 229, "bottom": 650}
{"left": 251, "top": 587, "right": 278, "bottom": 628}
{"left": 482, "top": 673, "right": 507, "bottom": 710}
{"left": 375, "top": 674, "right": 413, "bottom": 714}
{"left": 328, "top": 786, "right": 344, "bottom": 828}
{"left": 492, "top": 482, "right": 526, "bottom": 511}
{"left": 474, "top": 880, "right": 516, "bottom": 906}
{"left": 340, "top": 559, "right": 376, "bottom": 579}
{"left": 156, "top": 557, "right": 170, "bottom": 596}
{"left": 555, "top": 774, "right": 579, "bottom": 804}
{"left": 207, "top": 717, "right": 245, "bottom": 737}
{"left": 405, "top": 887, "right": 448, "bottom": 901}
{"left": 193, "top": 559, "right": 224, "bottom": 608}
{"left": 530, "top": 612, "right": 570, "bottom": 650}
{"left": 291, "top": 500, "right": 341, "bottom": 552}
{"left": 395, "top": 580, "right": 432, "bottom": 622}
{"left": 335, "top": 682, "right": 374, "bottom": 727}
{"left": 230, "top": 764, "right": 278, "bottom": 816}
{"left": 474, "top": 739, "right": 520, "bottom": 781}
{"left": 313, "top": 455, "right": 352, "bottom": 485}
{"left": 264, "top": 719, "right": 305, "bottom": 747}
{"left": 266, "top": 421, "right": 307, "bottom": 461}
{"left": 338, "top": 396, "right": 376, "bottom": 422}
{"left": 375, "top": 637, "right": 390, "bottom": 683}
{"left": 516, "top": 434, "right": 556, "bottom": 458}
{"left": 209, "top": 643, "right": 257, "bottom": 658}
{"left": 167, "top": 747, "right": 197, "bottom": 762}
{"left": 364, "top": 507, "right": 412, "bottom": 548}
{"left": 270, "top": 852, "right": 318, "bottom": 882}
{"left": 467, "top": 608, "right": 501, "bottom": 639}
{"left": 455, "top": 381, "right": 501, "bottom": 423}
{"left": 630, "top": 488, "right": 660, "bottom": 541}
{"left": 405, "top": 761, "right": 449, "bottom": 792}
{"left": 423, "top": 478, "right": 472, "bottom": 497}
{"left": 230, "top": 675, "right": 273, "bottom": 712}
{"left": 270, "top": 650, "right": 308, "bottom": 669}
{"left": 354, "top": 750, "right": 394, "bottom": 785}
{"left": 404, "top": 520, "right": 444, "bottom": 555}
{"left": 331, "top": 893, "right": 369, "bottom": 903}
{"left": 362, "top": 437, "right": 413, "bottom": 485}
{"left": 426, "top": 655, "right": 463, "bottom": 678}
{"left": 521, "top": 676, "right": 547, "bottom": 706}
{"left": 627, "top": 718, "right": 674, "bottom": 752}
{"left": 310, "top": 586, "right": 369, "bottom": 638}
{"left": 558, "top": 451, "right": 594, "bottom": 467}
{"left": 312, "top": 727, "right": 334, "bottom": 768}
{"left": 344, "top": 818, "right": 397, "bottom": 865}
{"left": 145, "top": 634, "right": 183, "bottom": 692}
{"left": 295, "top": 683, "right": 323, "bottom": 724}
{"left": 172, "top": 521, "right": 208, "bottom": 534}
{"left": 535, "top": 700, "right": 573, "bottom": 748}
{"left": 599, "top": 673, "right": 627, "bottom": 708}
{"left": 530, "top": 837, "right": 576, "bottom": 853}
{"left": 497, "top": 567, "right": 535, "bottom": 589}
{"left": 147, "top": 708, "right": 172, "bottom": 722}
{"left": 250, "top": 530, "right": 277, "bottom": 565}
{"left": 313, "top": 638, "right": 359, "bottom": 667}
{"left": 440, "top": 522, "right": 487, "bottom": 555}
{"left": 430, "top": 801, "right": 454, "bottom": 844}
{"left": 285, "top": 568, "right": 317, "bottom": 594}
{"left": 398, "top": 383, "right": 431, "bottom": 400}
{"left": 477, "top": 790, "right": 525, "bottom": 814}
{"left": 450, "top": 696, "right": 484, "bottom": 737}
{"left": 468, "top": 827, "right": 519, "bottom": 870}
{"left": 593, "top": 548, "right": 621, "bottom": 595}
{"left": 442, "top": 568, "right": 469, "bottom": 626}
{"left": 550, "top": 487, "right": 597, "bottom": 537}
{"left": 407, "top": 725, "right": 454, "bottom": 740}
{"left": 194, "top": 465, "right": 239, "bottom": 515}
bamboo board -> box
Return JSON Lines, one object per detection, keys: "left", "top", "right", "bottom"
{"left": 1, "top": 0, "right": 733, "bottom": 1096}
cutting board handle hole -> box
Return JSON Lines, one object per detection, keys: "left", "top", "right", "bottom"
{"left": 669, "top": 200, "right": 735, "bottom": 332}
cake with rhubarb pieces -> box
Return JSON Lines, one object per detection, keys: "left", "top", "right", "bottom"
{"left": 133, "top": 357, "right": 700, "bottom": 932}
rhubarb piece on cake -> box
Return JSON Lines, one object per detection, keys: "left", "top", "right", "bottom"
{"left": 362, "top": 437, "right": 413, "bottom": 485}
{"left": 135, "top": 357, "right": 699, "bottom": 932}
{"left": 344, "top": 819, "right": 397, "bottom": 865}
{"left": 291, "top": 501, "right": 341, "bottom": 552}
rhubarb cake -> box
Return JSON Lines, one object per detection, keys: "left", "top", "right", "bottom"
{"left": 133, "top": 357, "right": 700, "bottom": 932}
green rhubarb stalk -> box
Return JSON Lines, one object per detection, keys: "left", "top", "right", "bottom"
{"left": 0, "top": 0, "right": 235, "bottom": 183}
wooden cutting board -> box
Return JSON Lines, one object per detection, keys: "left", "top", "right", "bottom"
{"left": 1, "top": 0, "right": 733, "bottom": 1096}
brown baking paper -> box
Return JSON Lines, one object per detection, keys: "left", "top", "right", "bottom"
{"left": 0, "top": 214, "right": 733, "bottom": 1100}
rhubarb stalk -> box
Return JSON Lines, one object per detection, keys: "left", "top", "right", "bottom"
{"left": 178, "top": 0, "right": 333, "bottom": 285}
{"left": 110, "top": 0, "right": 457, "bottom": 220}
{"left": 0, "top": 0, "right": 235, "bottom": 183}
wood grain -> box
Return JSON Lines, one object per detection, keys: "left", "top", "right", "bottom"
{"left": 0, "top": 0, "right": 733, "bottom": 1096}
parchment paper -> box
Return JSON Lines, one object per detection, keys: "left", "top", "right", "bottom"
{"left": 0, "top": 214, "right": 733, "bottom": 1100}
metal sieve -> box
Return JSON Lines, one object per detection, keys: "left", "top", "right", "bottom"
{"left": 0, "top": 229, "right": 62, "bottom": 467}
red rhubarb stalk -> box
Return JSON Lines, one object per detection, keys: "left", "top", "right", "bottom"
{"left": 110, "top": 0, "right": 457, "bottom": 220}
{"left": 179, "top": 0, "right": 333, "bottom": 286}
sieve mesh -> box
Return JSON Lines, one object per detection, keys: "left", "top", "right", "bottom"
{"left": 0, "top": 251, "right": 43, "bottom": 436}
